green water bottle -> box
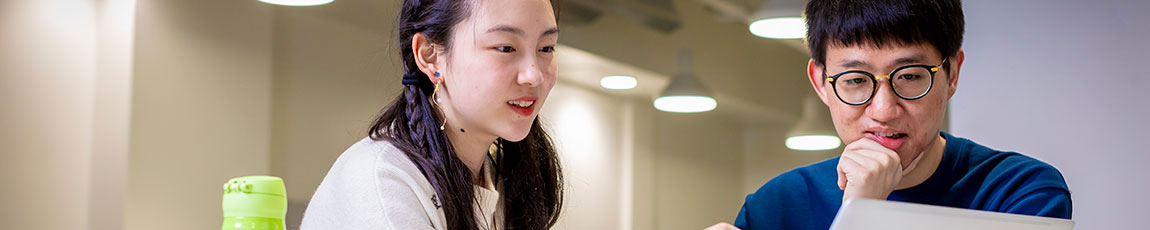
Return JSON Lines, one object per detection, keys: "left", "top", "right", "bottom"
{"left": 222, "top": 175, "right": 286, "bottom": 230}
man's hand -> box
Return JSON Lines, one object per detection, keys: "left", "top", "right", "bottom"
{"left": 837, "top": 138, "right": 904, "bottom": 202}
{"left": 705, "top": 222, "right": 740, "bottom": 230}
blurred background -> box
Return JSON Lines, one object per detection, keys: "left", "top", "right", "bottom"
{"left": 1, "top": 0, "right": 1147, "bottom": 229}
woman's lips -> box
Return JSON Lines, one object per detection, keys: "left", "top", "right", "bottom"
{"left": 508, "top": 97, "right": 536, "bottom": 117}
{"left": 509, "top": 103, "right": 534, "bottom": 116}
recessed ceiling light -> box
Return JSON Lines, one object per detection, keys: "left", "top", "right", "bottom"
{"left": 258, "top": 0, "right": 333, "bottom": 6}
{"left": 654, "top": 95, "right": 717, "bottom": 113}
{"left": 600, "top": 75, "right": 638, "bottom": 90}
{"left": 785, "top": 135, "right": 841, "bottom": 151}
{"left": 749, "top": 16, "right": 806, "bottom": 39}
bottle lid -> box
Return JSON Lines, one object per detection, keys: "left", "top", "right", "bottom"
{"left": 222, "top": 175, "right": 286, "bottom": 219}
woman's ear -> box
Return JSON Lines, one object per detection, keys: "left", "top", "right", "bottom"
{"left": 412, "top": 33, "right": 442, "bottom": 82}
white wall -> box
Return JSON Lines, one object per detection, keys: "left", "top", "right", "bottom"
{"left": 546, "top": 82, "right": 750, "bottom": 230}
{"left": 90, "top": 0, "right": 136, "bottom": 229}
{"left": 0, "top": 0, "right": 136, "bottom": 229}
{"left": 127, "top": 1, "right": 274, "bottom": 229}
{"left": 268, "top": 4, "right": 399, "bottom": 228}
{"left": 955, "top": 1, "right": 1150, "bottom": 229}
{"left": 649, "top": 110, "right": 747, "bottom": 230}
{"left": 543, "top": 84, "right": 627, "bottom": 230}
{"left": 0, "top": 1, "right": 97, "bottom": 229}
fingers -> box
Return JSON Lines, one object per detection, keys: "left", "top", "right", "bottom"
{"left": 848, "top": 139, "right": 901, "bottom": 166}
{"left": 704, "top": 222, "right": 741, "bottom": 230}
{"left": 844, "top": 139, "right": 901, "bottom": 174}
{"left": 838, "top": 153, "right": 864, "bottom": 185}
{"left": 837, "top": 138, "right": 907, "bottom": 201}
{"left": 837, "top": 161, "right": 847, "bottom": 190}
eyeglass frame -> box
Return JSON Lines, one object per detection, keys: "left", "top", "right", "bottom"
{"left": 822, "top": 58, "right": 949, "bottom": 106}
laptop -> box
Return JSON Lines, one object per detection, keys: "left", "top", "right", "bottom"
{"left": 830, "top": 199, "right": 1074, "bottom": 230}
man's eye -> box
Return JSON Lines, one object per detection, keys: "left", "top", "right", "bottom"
{"left": 898, "top": 74, "right": 922, "bottom": 81}
{"left": 495, "top": 46, "right": 516, "bottom": 53}
{"left": 539, "top": 46, "right": 555, "bottom": 53}
{"left": 845, "top": 78, "right": 867, "bottom": 85}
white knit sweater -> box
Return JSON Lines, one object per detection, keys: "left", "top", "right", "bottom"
{"left": 300, "top": 138, "right": 501, "bottom": 230}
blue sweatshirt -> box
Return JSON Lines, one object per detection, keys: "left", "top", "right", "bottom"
{"left": 734, "top": 132, "right": 1072, "bottom": 229}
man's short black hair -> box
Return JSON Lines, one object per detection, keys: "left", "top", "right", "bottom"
{"left": 805, "top": 0, "right": 965, "bottom": 66}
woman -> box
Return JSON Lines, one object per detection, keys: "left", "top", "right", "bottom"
{"left": 300, "top": 0, "right": 564, "bottom": 229}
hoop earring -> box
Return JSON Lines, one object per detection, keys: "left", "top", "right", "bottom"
{"left": 432, "top": 72, "right": 445, "bottom": 130}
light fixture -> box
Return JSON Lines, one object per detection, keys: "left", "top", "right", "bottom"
{"left": 748, "top": 0, "right": 807, "bottom": 39}
{"left": 749, "top": 17, "right": 805, "bottom": 39}
{"left": 654, "top": 50, "right": 716, "bottom": 113}
{"left": 654, "top": 95, "right": 717, "bottom": 113}
{"left": 258, "top": 0, "right": 333, "bottom": 6}
{"left": 600, "top": 75, "right": 638, "bottom": 90}
{"left": 785, "top": 96, "right": 841, "bottom": 151}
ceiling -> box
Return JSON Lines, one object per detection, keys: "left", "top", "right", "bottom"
{"left": 274, "top": 0, "right": 815, "bottom": 127}
{"left": 554, "top": 0, "right": 814, "bottom": 126}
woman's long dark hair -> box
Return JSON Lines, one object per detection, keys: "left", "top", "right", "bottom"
{"left": 368, "top": 0, "right": 563, "bottom": 229}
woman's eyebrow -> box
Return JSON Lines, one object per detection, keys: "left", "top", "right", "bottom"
{"left": 486, "top": 25, "right": 560, "bottom": 38}
{"left": 541, "top": 27, "right": 559, "bottom": 37}
{"left": 486, "top": 25, "right": 524, "bottom": 36}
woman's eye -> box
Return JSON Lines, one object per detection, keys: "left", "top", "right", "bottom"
{"left": 495, "top": 46, "right": 516, "bottom": 53}
{"left": 539, "top": 46, "right": 555, "bottom": 53}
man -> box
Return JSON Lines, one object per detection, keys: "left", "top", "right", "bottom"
{"left": 708, "top": 0, "right": 1071, "bottom": 229}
